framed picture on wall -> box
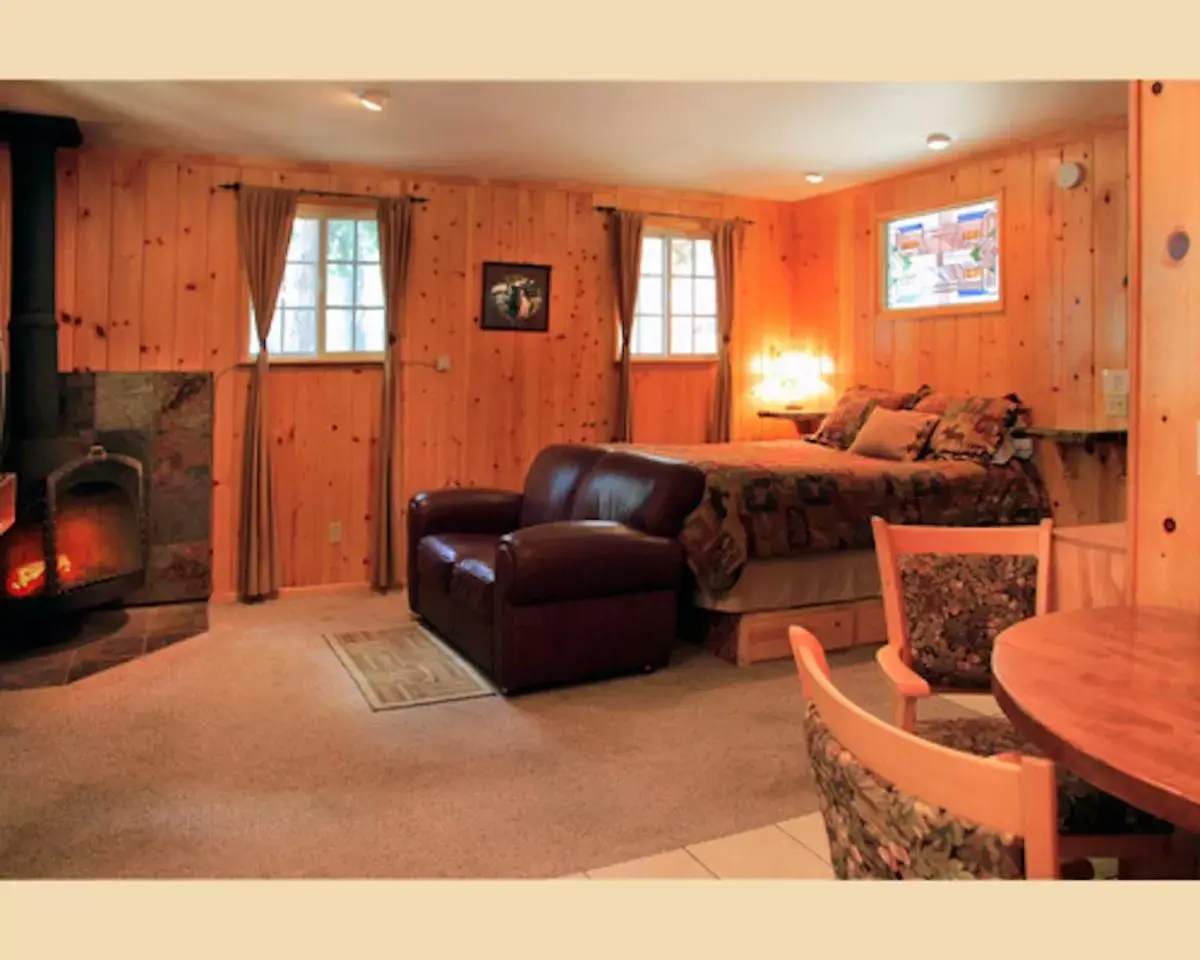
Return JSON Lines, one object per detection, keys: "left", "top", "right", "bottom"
{"left": 879, "top": 194, "right": 1003, "bottom": 319}
{"left": 480, "top": 261, "right": 552, "bottom": 332}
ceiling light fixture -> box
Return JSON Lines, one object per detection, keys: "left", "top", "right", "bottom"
{"left": 805, "top": 173, "right": 824, "bottom": 184}
{"left": 926, "top": 133, "right": 952, "bottom": 151}
{"left": 357, "top": 89, "right": 388, "bottom": 112}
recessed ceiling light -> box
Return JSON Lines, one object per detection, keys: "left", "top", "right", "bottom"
{"left": 805, "top": 173, "right": 824, "bottom": 184}
{"left": 357, "top": 89, "right": 388, "bottom": 112}
{"left": 926, "top": 133, "right": 952, "bottom": 151}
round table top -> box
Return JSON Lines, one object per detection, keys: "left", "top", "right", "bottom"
{"left": 992, "top": 605, "right": 1200, "bottom": 833}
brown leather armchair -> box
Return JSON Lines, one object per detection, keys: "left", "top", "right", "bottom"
{"left": 408, "top": 444, "right": 705, "bottom": 694}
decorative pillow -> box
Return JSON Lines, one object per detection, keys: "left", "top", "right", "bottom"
{"left": 809, "top": 385, "right": 927, "bottom": 451}
{"left": 847, "top": 408, "right": 940, "bottom": 461}
{"left": 924, "top": 393, "right": 1025, "bottom": 463}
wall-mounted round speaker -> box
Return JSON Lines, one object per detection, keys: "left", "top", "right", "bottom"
{"left": 1057, "top": 161, "right": 1086, "bottom": 190}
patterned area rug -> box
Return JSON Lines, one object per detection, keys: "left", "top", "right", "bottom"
{"left": 324, "top": 624, "right": 496, "bottom": 711}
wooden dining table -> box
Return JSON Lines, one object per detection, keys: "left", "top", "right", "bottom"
{"left": 992, "top": 605, "right": 1200, "bottom": 834}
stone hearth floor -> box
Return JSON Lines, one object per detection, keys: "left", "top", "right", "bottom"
{"left": 0, "top": 602, "right": 208, "bottom": 689}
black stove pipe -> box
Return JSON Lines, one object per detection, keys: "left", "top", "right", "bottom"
{"left": 0, "top": 111, "right": 83, "bottom": 477}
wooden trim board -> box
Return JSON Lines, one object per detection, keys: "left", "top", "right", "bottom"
{"left": 0, "top": 474, "right": 15, "bottom": 538}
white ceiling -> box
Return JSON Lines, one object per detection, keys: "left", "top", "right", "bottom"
{"left": 0, "top": 81, "right": 1128, "bottom": 201}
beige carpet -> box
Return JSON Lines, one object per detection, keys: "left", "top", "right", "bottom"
{"left": 0, "top": 591, "right": 977, "bottom": 879}
{"left": 324, "top": 624, "right": 495, "bottom": 710}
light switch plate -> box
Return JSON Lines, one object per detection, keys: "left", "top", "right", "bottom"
{"left": 435, "top": 355, "right": 451, "bottom": 372}
{"left": 329, "top": 521, "right": 343, "bottom": 545}
{"left": 1102, "top": 368, "right": 1130, "bottom": 396}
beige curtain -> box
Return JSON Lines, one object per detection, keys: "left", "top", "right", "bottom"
{"left": 236, "top": 187, "right": 298, "bottom": 602}
{"left": 708, "top": 220, "right": 744, "bottom": 443}
{"left": 611, "top": 211, "right": 646, "bottom": 442}
{"left": 371, "top": 197, "right": 416, "bottom": 591}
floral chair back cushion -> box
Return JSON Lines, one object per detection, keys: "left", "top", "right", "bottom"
{"left": 803, "top": 701, "right": 1024, "bottom": 880}
{"left": 898, "top": 553, "right": 1038, "bottom": 689}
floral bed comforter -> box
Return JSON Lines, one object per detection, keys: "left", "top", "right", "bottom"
{"left": 598, "top": 440, "right": 1050, "bottom": 595}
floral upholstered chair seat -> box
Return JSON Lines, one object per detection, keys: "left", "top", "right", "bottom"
{"left": 913, "top": 716, "right": 1174, "bottom": 838}
{"left": 804, "top": 701, "right": 1025, "bottom": 879}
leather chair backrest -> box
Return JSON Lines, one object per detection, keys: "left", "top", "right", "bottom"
{"left": 519, "top": 444, "right": 608, "bottom": 528}
{"left": 568, "top": 450, "right": 706, "bottom": 537}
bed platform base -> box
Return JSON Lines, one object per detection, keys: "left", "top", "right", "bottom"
{"left": 697, "top": 597, "right": 887, "bottom": 667}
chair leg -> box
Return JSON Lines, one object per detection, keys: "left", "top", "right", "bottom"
{"left": 892, "top": 695, "right": 916, "bottom": 732}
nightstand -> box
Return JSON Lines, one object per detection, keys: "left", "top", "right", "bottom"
{"left": 756, "top": 409, "right": 827, "bottom": 439}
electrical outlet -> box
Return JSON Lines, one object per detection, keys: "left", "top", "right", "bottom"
{"left": 1104, "top": 393, "right": 1128, "bottom": 418}
{"left": 329, "top": 522, "right": 342, "bottom": 545}
{"left": 435, "top": 355, "right": 451, "bottom": 372}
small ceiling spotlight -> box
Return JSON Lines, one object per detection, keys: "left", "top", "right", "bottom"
{"left": 357, "top": 89, "right": 388, "bottom": 112}
{"left": 804, "top": 173, "right": 824, "bottom": 184}
{"left": 926, "top": 132, "right": 952, "bottom": 151}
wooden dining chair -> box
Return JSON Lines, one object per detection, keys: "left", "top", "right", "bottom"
{"left": 871, "top": 515, "right": 1053, "bottom": 731}
{"left": 788, "top": 626, "right": 1062, "bottom": 879}
{"left": 869, "top": 516, "right": 1178, "bottom": 870}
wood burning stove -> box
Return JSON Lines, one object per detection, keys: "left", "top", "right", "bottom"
{"left": 2, "top": 445, "right": 147, "bottom": 613}
{"left": 0, "top": 110, "right": 148, "bottom": 633}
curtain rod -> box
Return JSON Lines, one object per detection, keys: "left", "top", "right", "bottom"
{"left": 593, "top": 204, "right": 755, "bottom": 226}
{"left": 217, "top": 183, "right": 429, "bottom": 205}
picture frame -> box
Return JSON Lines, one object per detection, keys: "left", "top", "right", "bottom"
{"left": 875, "top": 191, "right": 1006, "bottom": 321}
{"left": 480, "top": 261, "right": 552, "bottom": 332}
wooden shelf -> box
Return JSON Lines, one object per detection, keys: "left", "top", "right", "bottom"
{"left": 0, "top": 473, "right": 15, "bottom": 538}
{"left": 1010, "top": 426, "right": 1128, "bottom": 453}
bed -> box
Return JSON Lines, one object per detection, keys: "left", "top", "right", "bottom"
{"left": 596, "top": 438, "right": 1051, "bottom": 664}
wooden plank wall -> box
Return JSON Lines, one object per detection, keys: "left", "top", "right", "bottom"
{"left": 789, "top": 121, "right": 1130, "bottom": 525}
{"left": 1129, "top": 81, "right": 1200, "bottom": 610}
{"left": 0, "top": 146, "right": 793, "bottom": 595}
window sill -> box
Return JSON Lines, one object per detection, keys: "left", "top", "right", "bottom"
{"left": 618, "top": 355, "right": 720, "bottom": 367}
{"left": 240, "top": 355, "right": 384, "bottom": 370}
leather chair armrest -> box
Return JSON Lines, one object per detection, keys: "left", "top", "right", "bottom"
{"left": 875, "top": 645, "right": 932, "bottom": 699}
{"left": 495, "top": 520, "right": 684, "bottom": 605}
{"left": 408, "top": 488, "right": 523, "bottom": 542}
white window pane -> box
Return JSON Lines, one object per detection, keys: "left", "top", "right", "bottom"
{"left": 287, "top": 218, "right": 320, "bottom": 263}
{"left": 695, "top": 277, "right": 717, "bottom": 315}
{"left": 695, "top": 240, "right": 715, "bottom": 277}
{"left": 327, "top": 263, "right": 353, "bottom": 307}
{"left": 636, "top": 276, "right": 662, "bottom": 316}
{"left": 280, "top": 263, "right": 317, "bottom": 308}
{"left": 640, "top": 236, "right": 663, "bottom": 275}
{"left": 669, "top": 314, "right": 693, "bottom": 355}
{"left": 634, "top": 314, "right": 662, "bottom": 355}
{"left": 671, "top": 277, "right": 693, "bottom": 315}
{"left": 326, "top": 308, "right": 353, "bottom": 353}
{"left": 248, "top": 305, "right": 285, "bottom": 354}
{"left": 670, "top": 239, "right": 693, "bottom": 275}
{"left": 280, "top": 308, "right": 316, "bottom": 355}
{"left": 267, "top": 314, "right": 284, "bottom": 353}
{"left": 694, "top": 315, "right": 718, "bottom": 355}
{"left": 357, "top": 220, "right": 380, "bottom": 262}
{"left": 358, "top": 309, "right": 386, "bottom": 352}
{"left": 356, "top": 263, "right": 385, "bottom": 308}
{"left": 327, "top": 219, "right": 356, "bottom": 261}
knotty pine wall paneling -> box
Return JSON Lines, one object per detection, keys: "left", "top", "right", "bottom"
{"left": 0, "top": 146, "right": 797, "bottom": 595}
{"left": 1129, "top": 80, "right": 1200, "bottom": 610}
{"left": 789, "top": 122, "right": 1131, "bottom": 525}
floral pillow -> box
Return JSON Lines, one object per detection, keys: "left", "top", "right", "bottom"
{"left": 809, "top": 385, "right": 930, "bottom": 451}
{"left": 918, "top": 392, "right": 1027, "bottom": 463}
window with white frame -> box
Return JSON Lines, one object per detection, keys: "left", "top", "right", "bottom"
{"left": 248, "top": 207, "right": 386, "bottom": 360}
{"left": 624, "top": 231, "right": 719, "bottom": 359}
